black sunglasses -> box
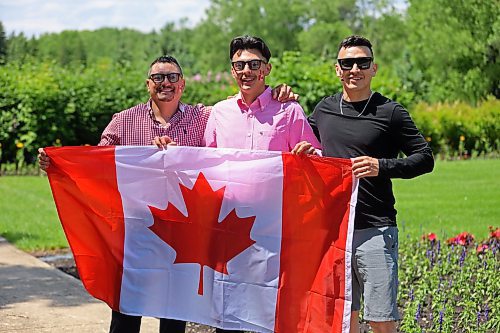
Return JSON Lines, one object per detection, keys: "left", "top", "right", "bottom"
{"left": 149, "top": 72, "right": 182, "bottom": 84}
{"left": 231, "top": 59, "right": 266, "bottom": 71}
{"left": 337, "top": 57, "right": 373, "bottom": 70}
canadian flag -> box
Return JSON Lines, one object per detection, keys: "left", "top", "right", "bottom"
{"left": 46, "top": 146, "right": 358, "bottom": 333}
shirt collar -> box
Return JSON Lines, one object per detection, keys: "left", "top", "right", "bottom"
{"left": 236, "top": 86, "right": 272, "bottom": 113}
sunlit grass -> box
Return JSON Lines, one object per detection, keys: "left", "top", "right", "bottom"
{"left": 394, "top": 159, "right": 499, "bottom": 240}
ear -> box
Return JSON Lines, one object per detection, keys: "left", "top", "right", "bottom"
{"left": 231, "top": 67, "right": 238, "bottom": 80}
{"left": 335, "top": 63, "right": 342, "bottom": 78}
{"left": 372, "top": 63, "right": 378, "bottom": 76}
{"left": 179, "top": 78, "right": 185, "bottom": 91}
{"left": 263, "top": 62, "right": 272, "bottom": 76}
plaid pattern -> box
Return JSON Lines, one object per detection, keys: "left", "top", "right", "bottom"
{"left": 99, "top": 100, "right": 211, "bottom": 147}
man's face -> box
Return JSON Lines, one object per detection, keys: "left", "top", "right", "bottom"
{"left": 231, "top": 49, "right": 271, "bottom": 93}
{"left": 146, "top": 62, "right": 185, "bottom": 104}
{"left": 335, "top": 46, "right": 377, "bottom": 93}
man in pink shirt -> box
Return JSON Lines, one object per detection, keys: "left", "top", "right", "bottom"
{"left": 201, "top": 36, "right": 319, "bottom": 333}
{"left": 203, "top": 35, "right": 319, "bottom": 154}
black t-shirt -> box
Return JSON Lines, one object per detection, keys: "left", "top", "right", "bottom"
{"left": 309, "top": 92, "right": 434, "bottom": 229}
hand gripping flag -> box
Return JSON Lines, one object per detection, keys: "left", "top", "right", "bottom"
{"left": 46, "top": 146, "right": 358, "bottom": 333}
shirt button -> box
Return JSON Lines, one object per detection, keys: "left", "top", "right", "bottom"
{"left": 247, "top": 133, "right": 251, "bottom": 137}
{"left": 249, "top": 114, "right": 253, "bottom": 118}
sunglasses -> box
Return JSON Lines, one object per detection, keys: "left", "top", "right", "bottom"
{"left": 149, "top": 72, "right": 182, "bottom": 84}
{"left": 231, "top": 59, "right": 266, "bottom": 71}
{"left": 337, "top": 57, "right": 373, "bottom": 70}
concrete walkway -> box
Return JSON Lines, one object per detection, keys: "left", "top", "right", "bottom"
{"left": 0, "top": 237, "right": 158, "bottom": 332}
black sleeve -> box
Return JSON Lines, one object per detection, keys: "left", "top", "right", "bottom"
{"left": 308, "top": 105, "right": 322, "bottom": 143}
{"left": 378, "top": 105, "right": 434, "bottom": 179}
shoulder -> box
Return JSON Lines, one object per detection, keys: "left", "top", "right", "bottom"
{"left": 212, "top": 98, "right": 235, "bottom": 110}
{"left": 313, "top": 93, "right": 341, "bottom": 114}
{"left": 373, "top": 92, "right": 403, "bottom": 111}
{"left": 181, "top": 103, "right": 212, "bottom": 122}
{"left": 112, "top": 103, "right": 150, "bottom": 120}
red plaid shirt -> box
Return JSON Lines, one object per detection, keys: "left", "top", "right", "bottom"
{"left": 99, "top": 100, "right": 211, "bottom": 147}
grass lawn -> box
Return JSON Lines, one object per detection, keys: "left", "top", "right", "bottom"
{"left": 393, "top": 159, "right": 499, "bottom": 240}
{"left": 0, "top": 175, "right": 67, "bottom": 251}
{"left": 0, "top": 159, "right": 498, "bottom": 252}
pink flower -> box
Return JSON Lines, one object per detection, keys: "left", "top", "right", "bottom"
{"left": 476, "top": 244, "right": 489, "bottom": 254}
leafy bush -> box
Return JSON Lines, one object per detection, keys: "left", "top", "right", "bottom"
{"left": 411, "top": 98, "right": 500, "bottom": 158}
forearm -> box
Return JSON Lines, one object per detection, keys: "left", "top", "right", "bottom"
{"left": 378, "top": 148, "right": 434, "bottom": 179}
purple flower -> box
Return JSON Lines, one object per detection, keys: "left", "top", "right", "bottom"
{"left": 459, "top": 247, "right": 467, "bottom": 267}
{"left": 439, "top": 309, "right": 444, "bottom": 332}
{"left": 415, "top": 303, "right": 421, "bottom": 322}
{"left": 484, "top": 304, "right": 490, "bottom": 321}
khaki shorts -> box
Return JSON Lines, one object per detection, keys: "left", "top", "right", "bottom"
{"left": 351, "top": 226, "right": 400, "bottom": 322}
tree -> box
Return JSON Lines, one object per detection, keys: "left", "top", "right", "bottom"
{"left": 405, "top": 0, "right": 499, "bottom": 103}
{"left": 0, "top": 21, "right": 6, "bottom": 64}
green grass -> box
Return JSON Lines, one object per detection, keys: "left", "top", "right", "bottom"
{"left": 394, "top": 159, "right": 500, "bottom": 240}
{"left": 0, "top": 159, "right": 499, "bottom": 251}
{"left": 0, "top": 176, "right": 68, "bottom": 251}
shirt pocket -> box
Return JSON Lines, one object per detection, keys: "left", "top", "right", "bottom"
{"left": 255, "top": 128, "right": 288, "bottom": 151}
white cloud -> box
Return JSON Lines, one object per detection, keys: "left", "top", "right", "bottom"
{"left": 0, "top": 0, "right": 210, "bottom": 37}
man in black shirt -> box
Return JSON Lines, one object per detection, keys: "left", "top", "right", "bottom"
{"left": 308, "top": 35, "right": 434, "bottom": 333}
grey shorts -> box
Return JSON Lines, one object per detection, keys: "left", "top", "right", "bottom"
{"left": 351, "top": 226, "right": 400, "bottom": 322}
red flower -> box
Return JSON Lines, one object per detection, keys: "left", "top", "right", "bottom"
{"left": 422, "top": 233, "right": 437, "bottom": 242}
{"left": 476, "top": 244, "right": 489, "bottom": 254}
{"left": 488, "top": 226, "right": 500, "bottom": 240}
{"left": 446, "top": 232, "right": 474, "bottom": 246}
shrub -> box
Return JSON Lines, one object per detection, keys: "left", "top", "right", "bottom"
{"left": 411, "top": 97, "right": 500, "bottom": 158}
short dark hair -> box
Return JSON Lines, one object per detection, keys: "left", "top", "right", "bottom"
{"left": 148, "top": 55, "right": 183, "bottom": 76}
{"left": 338, "top": 35, "right": 374, "bottom": 58}
{"left": 229, "top": 35, "right": 271, "bottom": 62}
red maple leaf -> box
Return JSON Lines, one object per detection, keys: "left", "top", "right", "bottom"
{"left": 148, "top": 172, "right": 256, "bottom": 295}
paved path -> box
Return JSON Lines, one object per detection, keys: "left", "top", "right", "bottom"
{"left": 0, "top": 237, "right": 158, "bottom": 332}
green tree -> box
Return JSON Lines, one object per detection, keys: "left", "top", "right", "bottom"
{"left": 405, "top": 0, "right": 499, "bottom": 103}
{"left": 6, "top": 32, "right": 30, "bottom": 63}
{"left": 0, "top": 22, "right": 6, "bottom": 64}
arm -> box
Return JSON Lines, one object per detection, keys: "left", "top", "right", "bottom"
{"left": 288, "top": 104, "right": 322, "bottom": 154}
{"left": 378, "top": 105, "right": 434, "bottom": 179}
{"left": 98, "top": 113, "right": 121, "bottom": 146}
{"left": 201, "top": 105, "right": 217, "bottom": 148}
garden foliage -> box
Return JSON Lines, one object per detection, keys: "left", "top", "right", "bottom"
{"left": 399, "top": 229, "right": 499, "bottom": 332}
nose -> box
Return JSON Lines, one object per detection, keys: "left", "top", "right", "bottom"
{"left": 351, "top": 63, "right": 361, "bottom": 72}
{"left": 241, "top": 63, "right": 253, "bottom": 73}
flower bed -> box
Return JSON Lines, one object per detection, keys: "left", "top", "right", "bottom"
{"left": 399, "top": 227, "right": 499, "bottom": 332}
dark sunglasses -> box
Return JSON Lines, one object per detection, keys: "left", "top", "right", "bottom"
{"left": 337, "top": 57, "right": 373, "bottom": 70}
{"left": 149, "top": 72, "right": 182, "bottom": 84}
{"left": 231, "top": 59, "right": 266, "bottom": 71}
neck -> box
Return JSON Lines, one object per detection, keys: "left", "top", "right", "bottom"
{"left": 342, "top": 89, "right": 372, "bottom": 102}
{"left": 240, "top": 86, "right": 266, "bottom": 106}
{"left": 152, "top": 100, "right": 179, "bottom": 123}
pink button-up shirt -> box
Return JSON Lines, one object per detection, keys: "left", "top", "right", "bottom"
{"left": 203, "top": 87, "right": 321, "bottom": 152}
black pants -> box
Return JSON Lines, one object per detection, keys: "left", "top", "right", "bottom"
{"left": 110, "top": 310, "right": 186, "bottom": 333}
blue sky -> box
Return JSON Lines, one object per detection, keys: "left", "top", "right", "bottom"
{"left": 0, "top": 0, "right": 211, "bottom": 37}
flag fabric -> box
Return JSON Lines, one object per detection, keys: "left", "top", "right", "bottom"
{"left": 46, "top": 146, "right": 358, "bottom": 333}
